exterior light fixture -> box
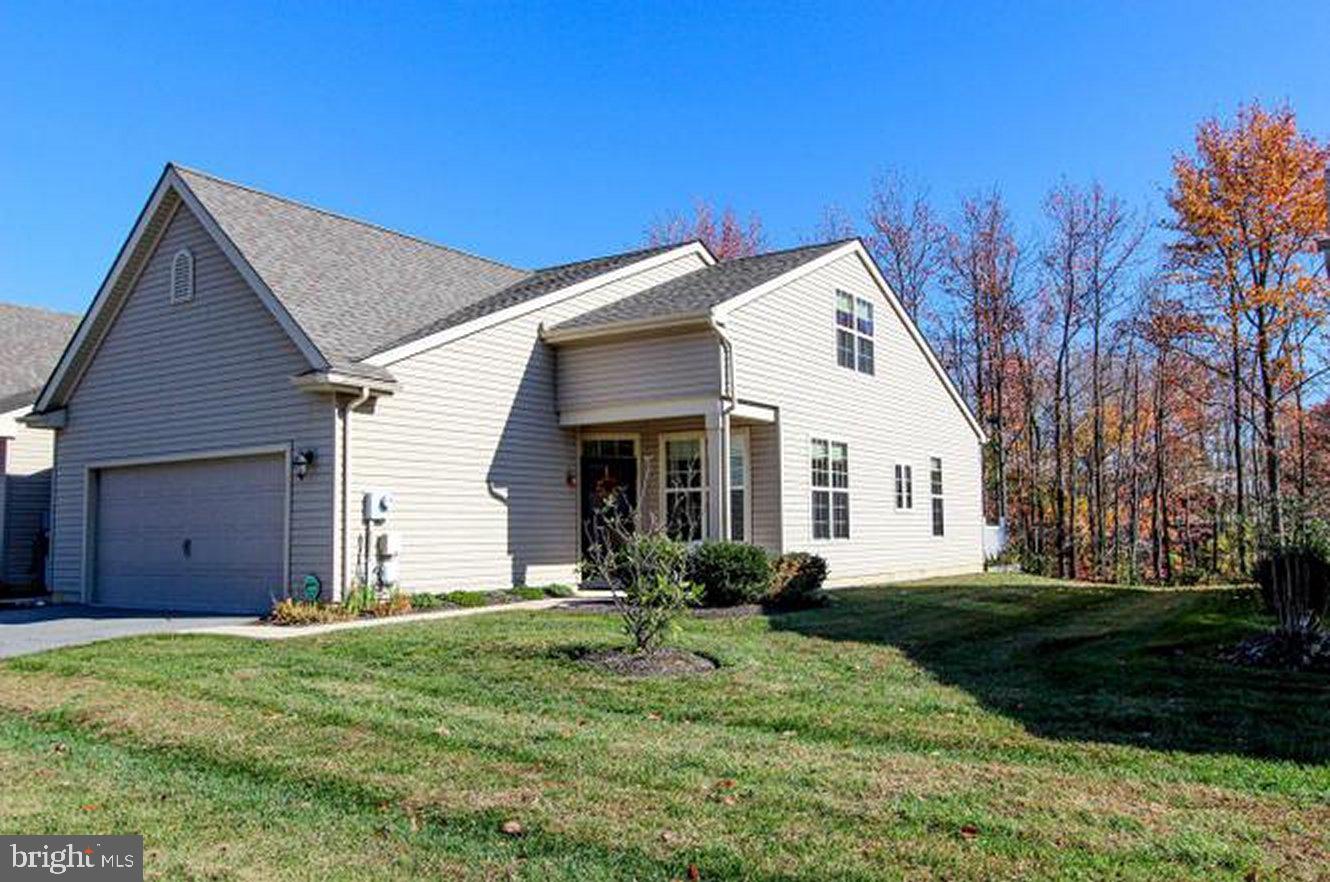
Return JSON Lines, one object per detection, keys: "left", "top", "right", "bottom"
{"left": 293, "top": 449, "right": 317, "bottom": 480}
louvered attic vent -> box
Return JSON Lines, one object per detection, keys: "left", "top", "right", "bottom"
{"left": 170, "top": 248, "right": 194, "bottom": 304}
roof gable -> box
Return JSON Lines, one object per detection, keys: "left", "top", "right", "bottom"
{"left": 174, "top": 167, "right": 530, "bottom": 363}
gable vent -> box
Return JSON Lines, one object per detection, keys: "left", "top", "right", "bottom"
{"left": 170, "top": 248, "right": 195, "bottom": 304}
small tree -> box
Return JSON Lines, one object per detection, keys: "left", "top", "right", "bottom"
{"left": 579, "top": 472, "right": 700, "bottom": 653}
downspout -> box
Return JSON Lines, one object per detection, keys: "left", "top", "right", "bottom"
{"left": 709, "top": 315, "right": 736, "bottom": 541}
{"left": 341, "top": 386, "right": 371, "bottom": 600}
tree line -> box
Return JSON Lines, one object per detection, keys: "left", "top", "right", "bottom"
{"left": 648, "top": 101, "right": 1329, "bottom": 584}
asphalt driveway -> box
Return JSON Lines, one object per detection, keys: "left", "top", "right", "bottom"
{"left": 0, "top": 604, "right": 255, "bottom": 659}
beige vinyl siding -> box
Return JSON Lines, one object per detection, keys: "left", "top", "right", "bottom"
{"left": 350, "top": 251, "right": 709, "bottom": 591}
{"left": 745, "top": 421, "right": 781, "bottom": 553}
{"left": 556, "top": 331, "right": 720, "bottom": 415}
{"left": 2, "top": 420, "right": 54, "bottom": 584}
{"left": 49, "top": 204, "right": 337, "bottom": 599}
{"left": 727, "top": 251, "right": 983, "bottom": 584}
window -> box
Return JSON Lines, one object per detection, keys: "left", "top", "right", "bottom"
{"left": 811, "top": 438, "right": 850, "bottom": 539}
{"left": 835, "top": 290, "right": 874, "bottom": 374}
{"left": 894, "top": 464, "right": 913, "bottom": 510}
{"left": 930, "top": 457, "right": 945, "bottom": 536}
{"left": 729, "top": 430, "right": 749, "bottom": 542}
{"left": 663, "top": 434, "right": 705, "bottom": 542}
{"left": 170, "top": 249, "right": 194, "bottom": 303}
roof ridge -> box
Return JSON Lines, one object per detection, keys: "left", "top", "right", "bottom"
{"left": 169, "top": 164, "right": 529, "bottom": 276}
{"left": 532, "top": 241, "right": 686, "bottom": 274}
{"left": 721, "top": 238, "right": 856, "bottom": 265}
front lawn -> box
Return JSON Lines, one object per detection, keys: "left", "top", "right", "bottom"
{"left": 1, "top": 574, "right": 1326, "bottom": 880}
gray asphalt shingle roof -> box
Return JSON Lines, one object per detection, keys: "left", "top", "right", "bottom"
{"left": 0, "top": 302, "right": 79, "bottom": 405}
{"left": 550, "top": 240, "right": 851, "bottom": 333}
{"left": 374, "top": 243, "right": 681, "bottom": 354}
{"left": 176, "top": 166, "right": 531, "bottom": 364}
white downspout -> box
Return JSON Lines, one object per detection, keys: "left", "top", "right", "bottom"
{"left": 709, "top": 315, "right": 736, "bottom": 541}
{"left": 341, "top": 386, "right": 371, "bottom": 600}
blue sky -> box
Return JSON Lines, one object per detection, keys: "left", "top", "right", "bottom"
{"left": 2, "top": 1, "right": 1328, "bottom": 313}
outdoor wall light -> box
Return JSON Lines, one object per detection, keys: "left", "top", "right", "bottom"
{"left": 293, "top": 449, "right": 317, "bottom": 480}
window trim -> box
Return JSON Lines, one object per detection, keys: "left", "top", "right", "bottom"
{"left": 834, "top": 289, "right": 875, "bottom": 375}
{"left": 809, "top": 435, "right": 851, "bottom": 542}
{"left": 170, "top": 248, "right": 195, "bottom": 304}
{"left": 929, "top": 456, "right": 945, "bottom": 537}
{"left": 659, "top": 430, "right": 708, "bottom": 542}
{"left": 894, "top": 462, "right": 914, "bottom": 511}
{"left": 729, "top": 427, "right": 751, "bottom": 543}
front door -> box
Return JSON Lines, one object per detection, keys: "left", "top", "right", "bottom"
{"left": 580, "top": 438, "right": 638, "bottom": 558}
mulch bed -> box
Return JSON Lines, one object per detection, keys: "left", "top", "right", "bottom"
{"left": 575, "top": 647, "right": 718, "bottom": 677}
{"left": 555, "top": 600, "right": 765, "bottom": 619}
{"left": 1222, "top": 629, "right": 1330, "bottom": 672}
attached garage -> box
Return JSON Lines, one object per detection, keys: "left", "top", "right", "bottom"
{"left": 90, "top": 451, "right": 288, "bottom": 613}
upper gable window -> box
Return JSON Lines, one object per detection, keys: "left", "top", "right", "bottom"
{"left": 170, "top": 249, "right": 195, "bottom": 304}
{"left": 835, "top": 291, "right": 874, "bottom": 375}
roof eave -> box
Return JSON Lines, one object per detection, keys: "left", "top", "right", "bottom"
{"left": 290, "top": 370, "right": 397, "bottom": 396}
{"left": 541, "top": 312, "right": 713, "bottom": 345}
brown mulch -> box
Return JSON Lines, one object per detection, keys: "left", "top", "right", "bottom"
{"left": 576, "top": 647, "right": 718, "bottom": 677}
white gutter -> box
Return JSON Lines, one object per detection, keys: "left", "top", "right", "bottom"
{"left": 340, "top": 386, "right": 371, "bottom": 600}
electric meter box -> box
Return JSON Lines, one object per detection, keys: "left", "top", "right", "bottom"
{"left": 376, "top": 532, "right": 402, "bottom": 558}
{"left": 362, "top": 490, "right": 394, "bottom": 523}
{"left": 377, "top": 559, "right": 401, "bottom": 588}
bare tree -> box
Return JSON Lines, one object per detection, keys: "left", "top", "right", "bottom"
{"left": 866, "top": 171, "right": 945, "bottom": 321}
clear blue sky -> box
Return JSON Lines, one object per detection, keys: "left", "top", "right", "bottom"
{"left": 2, "top": 1, "right": 1328, "bottom": 314}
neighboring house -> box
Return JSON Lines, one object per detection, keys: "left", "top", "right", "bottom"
{"left": 0, "top": 303, "right": 79, "bottom": 589}
{"left": 24, "top": 165, "right": 985, "bottom": 613}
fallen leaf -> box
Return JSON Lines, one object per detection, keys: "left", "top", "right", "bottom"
{"left": 717, "top": 779, "right": 736, "bottom": 789}
{"left": 687, "top": 864, "right": 701, "bottom": 881}
{"left": 959, "top": 824, "right": 979, "bottom": 840}
{"left": 500, "top": 820, "right": 524, "bottom": 837}
{"left": 720, "top": 795, "right": 737, "bottom": 806}
{"left": 80, "top": 804, "right": 100, "bottom": 812}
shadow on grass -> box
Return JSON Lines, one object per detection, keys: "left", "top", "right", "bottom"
{"left": 768, "top": 580, "right": 1330, "bottom": 763}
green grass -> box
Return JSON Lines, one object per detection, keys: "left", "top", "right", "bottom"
{"left": 1, "top": 573, "right": 1326, "bottom": 880}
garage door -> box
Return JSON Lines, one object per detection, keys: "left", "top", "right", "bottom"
{"left": 94, "top": 453, "right": 286, "bottom": 613}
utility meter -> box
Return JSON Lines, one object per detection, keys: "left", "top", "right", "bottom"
{"left": 376, "top": 532, "right": 402, "bottom": 558}
{"left": 362, "top": 490, "right": 394, "bottom": 523}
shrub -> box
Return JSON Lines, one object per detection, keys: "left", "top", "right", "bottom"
{"left": 269, "top": 599, "right": 354, "bottom": 626}
{"left": 541, "top": 583, "right": 577, "bottom": 598}
{"left": 506, "top": 586, "right": 548, "bottom": 601}
{"left": 686, "top": 542, "right": 771, "bottom": 607}
{"left": 409, "top": 592, "right": 446, "bottom": 611}
{"left": 441, "top": 590, "right": 491, "bottom": 608}
{"left": 342, "top": 583, "right": 378, "bottom": 617}
{"left": 765, "top": 552, "right": 829, "bottom": 611}
{"left": 583, "top": 529, "right": 700, "bottom": 653}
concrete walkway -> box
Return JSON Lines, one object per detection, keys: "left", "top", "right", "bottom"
{"left": 180, "top": 596, "right": 592, "bottom": 641}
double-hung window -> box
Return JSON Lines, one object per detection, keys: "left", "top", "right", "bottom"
{"left": 835, "top": 291, "right": 875, "bottom": 375}
{"left": 729, "top": 430, "right": 749, "bottom": 542}
{"left": 930, "top": 457, "right": 945, "bottom": 536}
{"left": 811, "top": 438, "right": 850, "bottom": 539}
{"left": 894, "top": 464, "right": 913, "bottom": 510}
{"left": 663, "top": 434, "right": 705, "bottom": 541}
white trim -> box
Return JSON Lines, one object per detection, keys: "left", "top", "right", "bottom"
{"left": 36, "top": 167, "right": 329, "bottom": 414}
{"left": 559, "top": 395, "right": 716, "bottom": 428}
{"left": 542, "top": 313, "right": 711, "bottom": 345}
{"left": 576, "top": 431, "right": 642, "bottom": 557}
{"left": 730, "top": 401, "right": 777, "bottom": 424}
{"left": 79, "top": 443, "right": 292, "bottom": 605}
{"left": 658, "top": 430, "right": 708, "bottom": 541}
{"left": 290, "top": 371, "right": 397, "bottom": 396}
{"left": 367, "top": 242, "right": 716, "bottom": 366}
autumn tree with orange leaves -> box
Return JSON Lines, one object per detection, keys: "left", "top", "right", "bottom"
{"left": 1167, "top": 102, "right": 1329, "bottom": 543}
{"left": 646, "top": 199, "right": 765, "bottom": 260}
